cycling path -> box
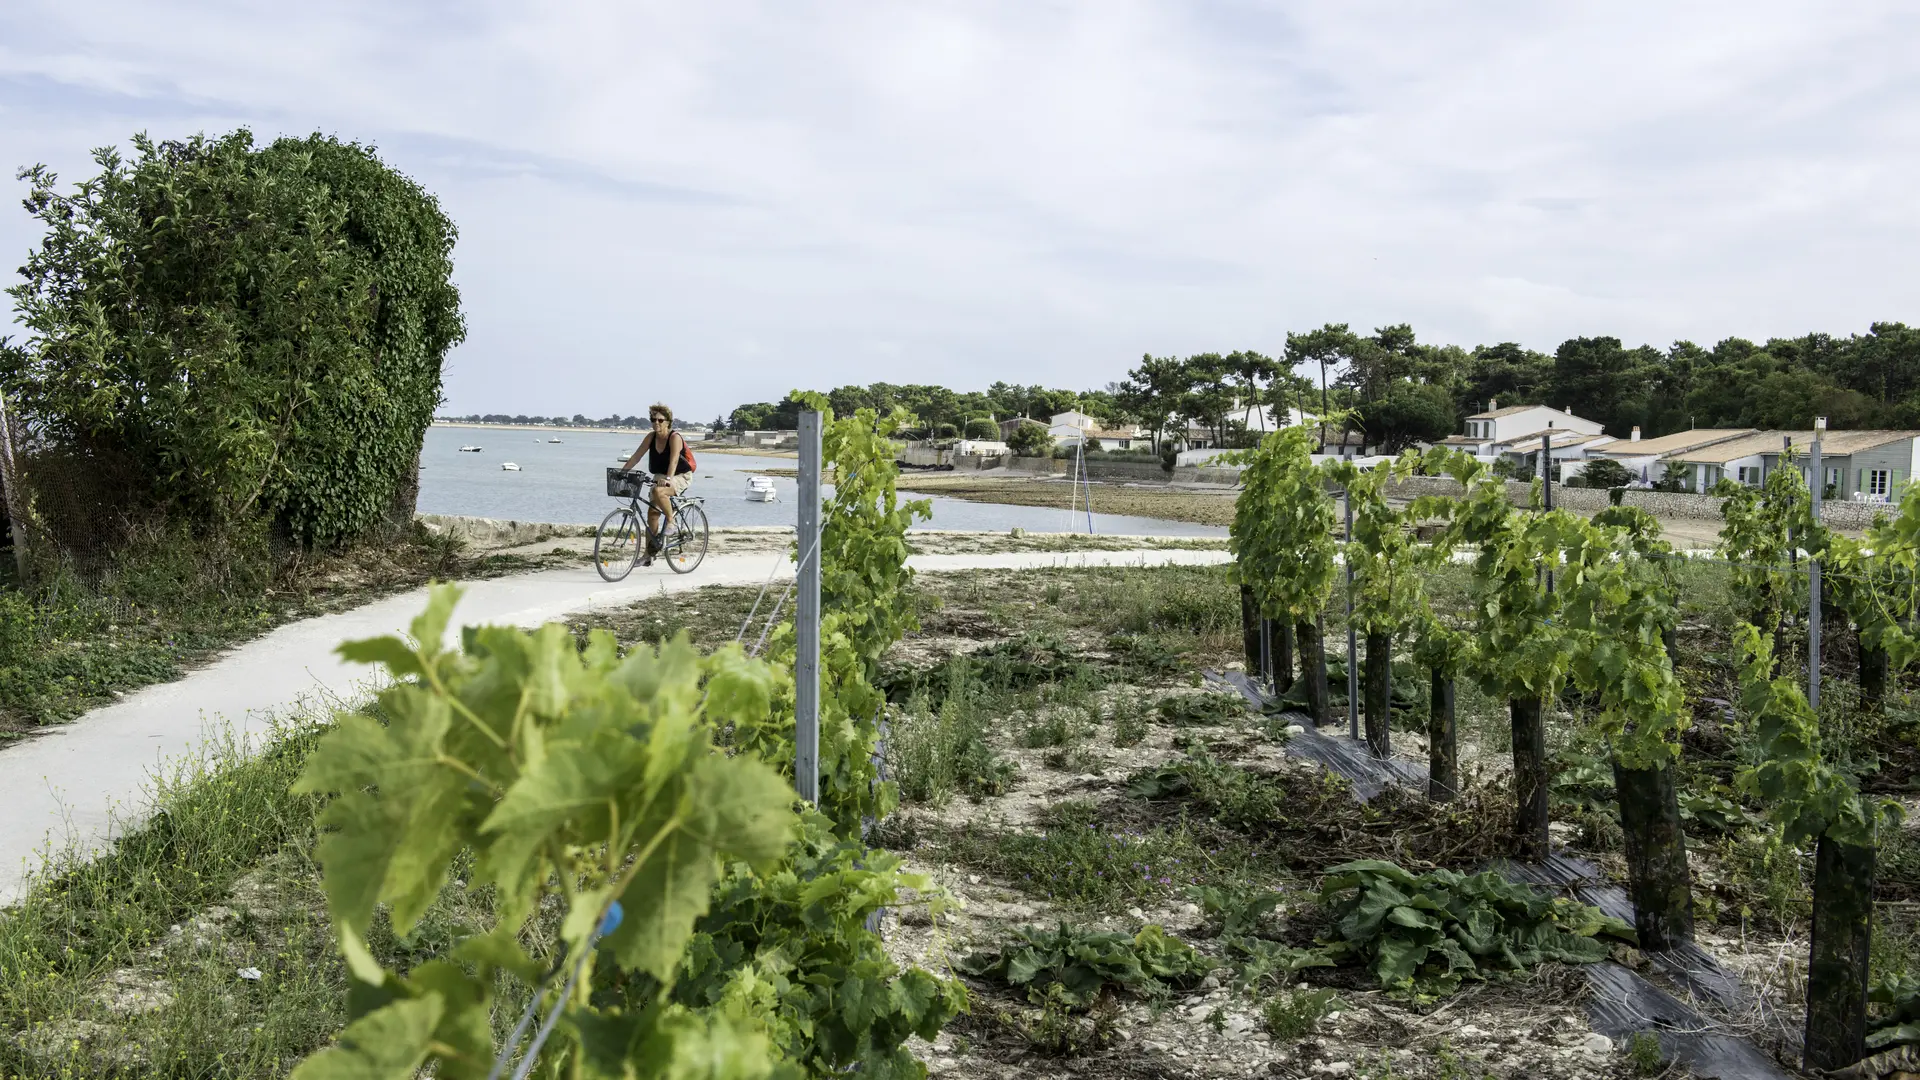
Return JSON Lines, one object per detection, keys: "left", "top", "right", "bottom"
{"left": 0, "top": 546, "right": 1229, "bottom": 905}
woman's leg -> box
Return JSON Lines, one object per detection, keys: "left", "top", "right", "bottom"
{"left": 648, "top": 483, "right": 671, "bottom": 547}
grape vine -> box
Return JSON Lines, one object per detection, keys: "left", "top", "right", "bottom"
{"left": 1228, "top": 422, "right": 1339, "bottom": 719}
{"left": 290, "top": 587, "right": 798, "bottom": 1079}
{"left": 292, "top": 396, "right": 964, "bottom": 1078}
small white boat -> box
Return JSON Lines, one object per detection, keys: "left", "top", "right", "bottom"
{"left": 548, "top": 437, "right": 563, "bottom": 443}
{"left": 458, "top": 445, "right": 483, "bottom": 452}
{"left": 501, "top": 462, "right": 522, "bottom": 471}
{"left": 745, "top": 476, "right": 778, "bottom": 502}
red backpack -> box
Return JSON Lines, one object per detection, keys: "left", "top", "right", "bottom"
{"left": 659, "top": 430, "right": 696, "bottom": 473}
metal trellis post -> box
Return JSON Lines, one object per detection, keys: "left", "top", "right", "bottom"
{"left": 1542, "top": 432, "right": 1555, "bottom": 593}
{"left": 795, "top": 410, "right": 823, "bottom": 804}
{"left": 1345, "top": 491, "right": 1358, "bottom": 741}
{"left": 1809, "top": 426, "right": 1823, "bottom": 711}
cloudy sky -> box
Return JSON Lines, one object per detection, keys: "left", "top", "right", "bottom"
{"left": 2, "top": 2, "right": 1916, "bottom": 423}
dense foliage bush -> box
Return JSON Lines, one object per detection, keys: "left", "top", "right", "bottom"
{"left": 1007, "top": 423, "right": 1053, "bottom": 457}
{"left": 3, "top": 130, "right": 464, "bottom": 550}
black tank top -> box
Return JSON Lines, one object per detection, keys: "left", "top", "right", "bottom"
{"left": 647, "top": 430, "right": 684, "bottom": 474}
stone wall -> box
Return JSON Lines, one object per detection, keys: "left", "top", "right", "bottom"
{"left": 1378, "top": 476, "right": 1890, "bottom": 530}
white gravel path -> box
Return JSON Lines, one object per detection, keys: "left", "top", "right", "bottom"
{"left": 0, "top": 547, "right": 1228, "bottom": 905}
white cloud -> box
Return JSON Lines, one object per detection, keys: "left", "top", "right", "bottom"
{"left": 1, "top": 0, "right": 1917, "bottom": 420}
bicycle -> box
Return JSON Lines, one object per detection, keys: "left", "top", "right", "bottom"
{"left": 595, "top": 469, "right": 709, "bottom": 581}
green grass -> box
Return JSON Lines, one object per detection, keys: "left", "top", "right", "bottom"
{"left": 933, "top": 799, "right": 1270, "bottom": 908}
{"left": 0, "top": 522, "right": 554, "bottom": 736}
{"left": 887, "top": 681, "right": 1017, "bottom": 804}
{"left": 0, "top": 710, "right": 546, "bottom": 1079}
{"left": 566, "top": 583, "right": 769, "bottom": 653}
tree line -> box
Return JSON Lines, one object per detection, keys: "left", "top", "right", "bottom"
{"left": 718, "top": 322, "right": 1920, "bottom": 449}
{"left": 439, "top": 413, "right": 707, "bottom": 429}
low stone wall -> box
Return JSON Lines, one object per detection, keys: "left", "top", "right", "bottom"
{"left": 1004, "top": 455, "right": 1242, "bottom": 486}
{"left": 1188, "top": 466, "right": 1244, "bottom": 486}
{"left": 1378, "top": 477, "right": 1889, "bottom": 530}
{"left": 1005, "top": 455, "right": 1067, "bottom": 475}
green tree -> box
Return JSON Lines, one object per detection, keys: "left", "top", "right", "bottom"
{"left": 1286, "top": 323, "right": 1359, "bottom": 417}
{"left": 1029, "top": 387, "right": 1081, "bottom": 420}
{"left": 1177, "top": 353, "right": 1238, "bottom": 448}
{"left": 1224, "top": 350, "right": 1280, "bottom": 439}
{"left": 1458, "top": 342, "right": 1553, "bottom": 419}
{"left": 1119, "top": 354, "right": 1191, "bottom": 451}
{"left": 3, "top": 130, "right": 465, "bottom": 549}
{"left": 1549, "top": 336, "right": 1654, "bottom": 437}
{"left": 1576, "top": 458, "right": 1633, "bottom": 489}
{"left": 964, "top": 417, "right": 998, "bottom": 440}
{"left": 1007, "top": 423, "right": 1052, "bottom": 457}
{"left": 1358, "top": 382, "right": 1455, "bottom": 453}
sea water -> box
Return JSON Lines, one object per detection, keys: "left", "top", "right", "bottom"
{"left": 416, "top": 425, "right": 1224, "bottom": 536}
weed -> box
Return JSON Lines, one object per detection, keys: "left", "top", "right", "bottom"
{"left": 937, "top": 800, "right": 1264, "bottom": 907}
{"left": 1432, "top": 1043, "right": 1491, "bottom": 1080}
{"left": 1022, "top": 710, "right": 1076, "bottom": 749}
{"left": 993, "top": 989, "right": 1117, "bottom": 1057}
{"left": 1318, "top": 860, "right": 1635, "bottom": 998}
{"left": 1106, "top": 633, "right": 1189, "bottom": 679}
{"left": 1624, "top": 1031, "right": 1663, "bottom": 1075}
{"left": 1699, "top": 829, "right": 1809, "bottom": 930}
{"left": 1155, "top": 692, "right": 1249, "bottom": 728}
{"left": 1111, "top": 698, "right": 1149, "bottom": 748}
{"left": 888, "top": 686, "right": 1015, "bottom": 804}
{"left": 1190, "top": 884, "right": 1285, "bottom": 939}
{"left": 1261, "top": 987, "right": 1341, "bottom": 1041}
{"left": 1128, "top": 753, "right": 1285, "bottom": 829}
{"left": 957, "top": 923, "right": 1214, "bottom": 1006}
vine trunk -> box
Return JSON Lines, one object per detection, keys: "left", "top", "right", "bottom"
{"left": 1510, "top": 696, "right": 1549, "bottom": 860}
{"left": 1612, "top": 760, "right": 1694, "bottom": 950}
{"left": 1804, "top": 835, "right": 1875, "bottom": 1071}
{"left": 1363, "top": 631, "right": 1391, "bottom": 758}
{"left": 1427, "top": 669, "right": 1456, "bottom": 801}
{"left": 1296, "top": 619, "right": 1329, "bottom": 726}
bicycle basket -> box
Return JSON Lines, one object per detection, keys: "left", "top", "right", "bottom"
{"left": 607, "top": 468, "right": 649, "bottom": 498}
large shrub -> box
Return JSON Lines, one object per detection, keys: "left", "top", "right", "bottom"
{"left": 1007, "top": 423, "right": 1053, "bottom": 457}
{"left": 2, "top": 130, "right": 464, "bottom": 549}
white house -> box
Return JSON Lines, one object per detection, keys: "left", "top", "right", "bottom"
{"left": 1050, "top": 411, "right": 1146, "bottom": 449}
{"left": 1490, "top": 430, "right": 1616, "bottom": 475}
{"left": 1569, "top": 428, "right": 1755, "bottom": 485}
{"left": 1438, "top": 401, "right": 1605, "bottom": 458}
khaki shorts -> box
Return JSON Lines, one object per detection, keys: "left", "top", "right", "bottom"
{"left": 654, "top": 472, "right": 692, "bottom": 495}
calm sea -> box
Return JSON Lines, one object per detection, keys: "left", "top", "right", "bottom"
{"left": 415, "top": 425, "right": 1225, "bottom": 536}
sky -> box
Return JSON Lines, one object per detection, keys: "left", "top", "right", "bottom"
{"left": 2, "top": 2, "right": 1917, "bottom": 424}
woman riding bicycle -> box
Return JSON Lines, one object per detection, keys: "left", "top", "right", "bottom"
{"left": 619, "top": 403, "right": 693, "bottom": 565}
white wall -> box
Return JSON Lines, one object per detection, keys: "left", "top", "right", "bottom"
{"left": 1485, "top": 406, "right": 1604, "bottom": 442}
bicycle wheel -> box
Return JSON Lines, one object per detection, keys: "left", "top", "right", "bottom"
{"left": 593, "top": 506, "right": 641, "bottom": 582}
{"left": 665, "top": 502, "right": 709, "bottom": 574}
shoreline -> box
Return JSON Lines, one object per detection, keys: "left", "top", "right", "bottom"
{"left": 434, "top": 420, "right": 654, "bottom": 436}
